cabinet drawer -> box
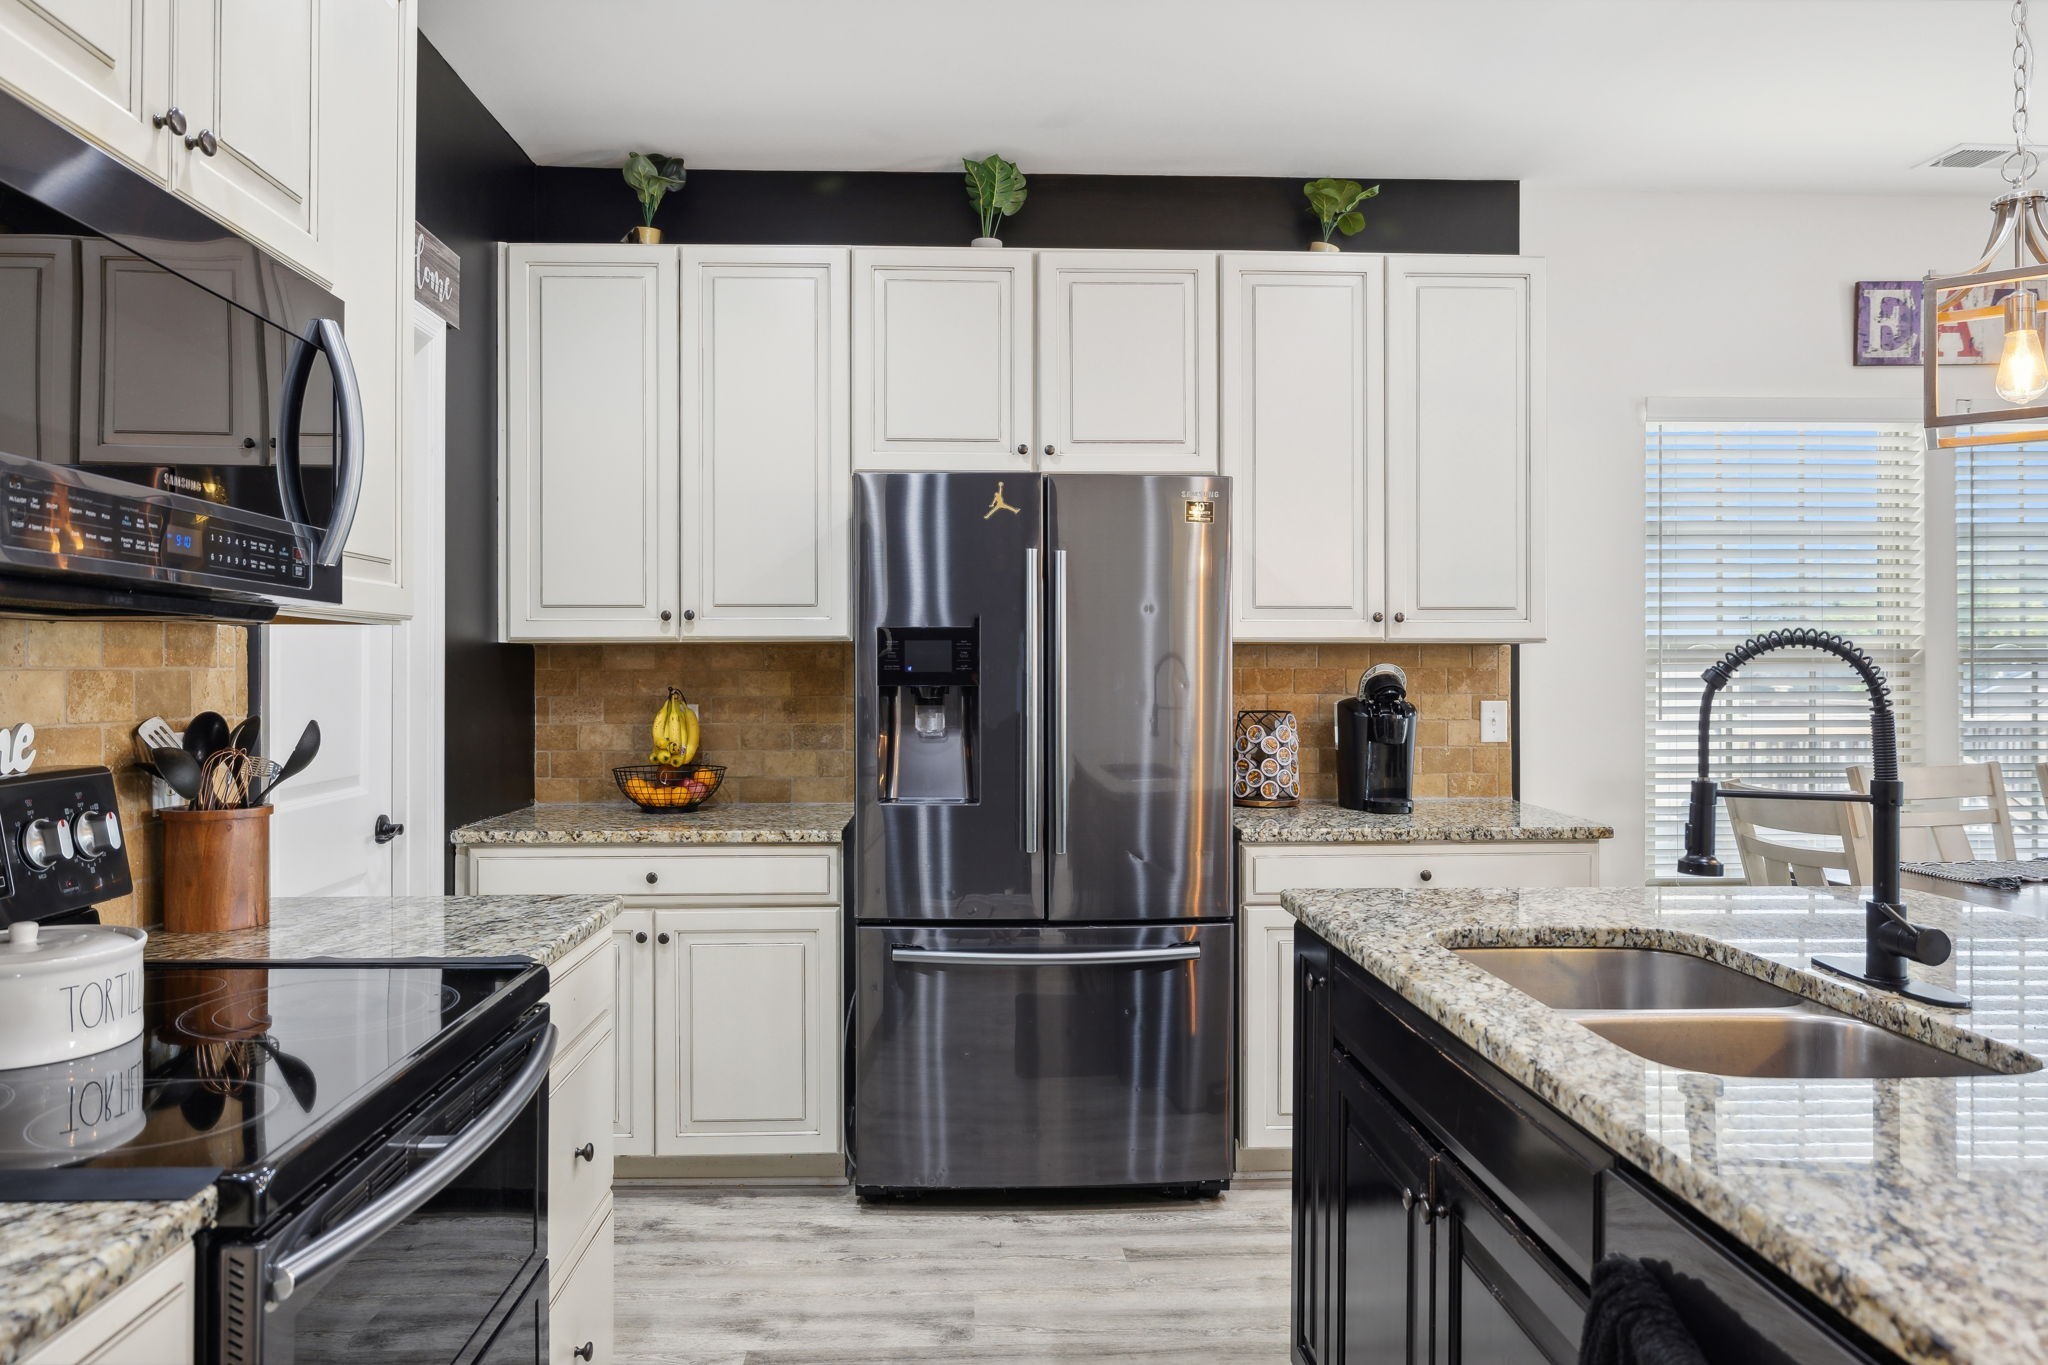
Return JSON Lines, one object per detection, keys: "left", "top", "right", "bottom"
{"left": 470, "top": 847, "right": 838, "bottom": 902}
{"left": 548, "top": 1198, "right": 615, "bottom": 1365}
{"left": 23, "top": 1243, "right": 194, "bottom": 1365}
{"left": 546, "top": 931, "right": 615, "bottom": 1057}
{"left": 1243, "top": 844, "right": 1595, "bottom": 901}
{"left": 1334, "top": 953, "right": 1608, "bottom": 1279}
{"left": 548, "top": 1026, "right": 616, "bottom": 1275}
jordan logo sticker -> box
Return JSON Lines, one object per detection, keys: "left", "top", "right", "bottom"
{"left": 984, "top": 481, "right": 1020, "bottom": 519}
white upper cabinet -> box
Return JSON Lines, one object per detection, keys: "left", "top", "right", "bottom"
{"left": 0, "top": 0, "right": 170, "bottom": 178}
{"left": 501, "top": 245, "right": 680, "bottom": 640}
{"left": 680, "top": 246, "right": 851, "bottom": 639}
{"left": 852, "top": 247, "right": 1034, "bottom": 472}
{"left": 1221, "top": 254, "right": 1385, "bottom": 641}
{"left": 168, "top": 0, "right": 321, "bottom": 275}
{"left": 1036, "top": 250, "right": 1217, "bottom": 473}
{"left": 1386, "top": 256, "right": 1544, "bottom": 641}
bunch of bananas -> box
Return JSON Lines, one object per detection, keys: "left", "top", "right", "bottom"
{"left": 650, "top": 686, "right": 700, "bottom": 768}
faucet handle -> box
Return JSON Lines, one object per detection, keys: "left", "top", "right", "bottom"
{"left": 1876, "top": 914, "right": 1953, "bottom": 968}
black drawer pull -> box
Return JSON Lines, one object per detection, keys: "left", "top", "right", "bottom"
{"left": 573, "top": 1344, "right": 594, "bottom": 1361}
{"left": 645, "top": 871, "right": 659, "bottom": 884}
{"left": 573, "top": 1142, "right": 595, "bottom": 1162}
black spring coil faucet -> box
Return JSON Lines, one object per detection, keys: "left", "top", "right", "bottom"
{"left": 1680, "top": 629, "right": 1969, "bottom": 1009}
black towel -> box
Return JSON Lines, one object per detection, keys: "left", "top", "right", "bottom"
{"left": 1579, "top": 1256, "right": 1710, "bottom": 1365}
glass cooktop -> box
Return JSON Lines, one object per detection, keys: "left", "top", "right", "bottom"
{"left": 0, "top": 961, "right": 540, "bottom": 1221}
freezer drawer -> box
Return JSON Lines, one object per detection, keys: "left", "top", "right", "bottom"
{"left": 851, "top": 923, "right": 1233, "bottom": 1192}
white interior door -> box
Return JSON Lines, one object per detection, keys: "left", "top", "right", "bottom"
{"left": 264, "top": 621, "right": 396, "bottom": 896}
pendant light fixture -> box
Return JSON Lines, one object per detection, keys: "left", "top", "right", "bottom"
{"left": 1924, "top": 0, "right": 2048, "bottom": 444}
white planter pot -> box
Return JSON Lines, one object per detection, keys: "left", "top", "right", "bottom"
{"left": 1308, "top": 240, "right": 1341, "bottom": 253}
{"left": 0, "top": 921, "right": 146, "bottom": 1070}
{"left": 971, "top": 236, "right": 1003, "bottom": 248}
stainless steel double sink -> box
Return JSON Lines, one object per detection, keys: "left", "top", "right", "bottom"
{"left": 1453, "top": 947, "right": 2000, "bottom": 1079}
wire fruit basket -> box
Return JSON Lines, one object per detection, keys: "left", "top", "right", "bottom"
{"left": 614, "top": 763, "right": 725, "bottom": 812}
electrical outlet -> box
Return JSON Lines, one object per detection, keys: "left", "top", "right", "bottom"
{"left": 1480, "top": 700, "right": 1509, "bottom": 743}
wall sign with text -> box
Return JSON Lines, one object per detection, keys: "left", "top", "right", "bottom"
{"left": 415, "top": 223, "right": 460, "bottom": 328}
{"left": 1854, "top": 278, "right": 2017, "bottom": 367}
{"left": 0, "top": 723, "right": 36, "bottom": 777}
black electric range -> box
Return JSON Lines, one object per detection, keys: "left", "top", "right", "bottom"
{"left": 0, "top": 769, "right": 555, "bottom": 1365}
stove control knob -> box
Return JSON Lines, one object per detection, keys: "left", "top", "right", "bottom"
{"left": 20, "top": 817, "right": 70, "bottom": 870}
{"left": 73, "top": 811, "right": 118, "bottom": 860}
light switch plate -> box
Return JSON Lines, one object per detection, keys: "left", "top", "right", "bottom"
{"left": 1480, "top": 700, "right": 1509, "bottom": 743}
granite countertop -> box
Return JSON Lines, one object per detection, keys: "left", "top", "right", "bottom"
{"left": 145, "top": 894, "right": 622, "bottom": 966}
{"left": 1284, "top": 883, "right": 2048, "bottom": 1364}
{"left": 450, "top": 801, "right": 853, "bottom": 847}
{"left": 0, "top": 1191, "right": 215, "bottom": 1364}
{"left": 1233, "top": 796, "right": 1613, "bottom": 844}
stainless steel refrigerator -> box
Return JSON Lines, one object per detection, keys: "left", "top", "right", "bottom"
{"left": 849, "top": 471, "right": 1233, "bottom": 1195}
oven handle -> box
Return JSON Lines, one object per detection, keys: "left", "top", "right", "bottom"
{"left": 890, "top": 944, "right": 1200, "bottom": 966}
{"left": 267, "top": 1018, "right": 556, "bottom": 1306}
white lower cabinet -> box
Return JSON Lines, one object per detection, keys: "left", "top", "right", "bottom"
{"left": 549, "top": 1198, "right": 615, "bottom": 1365}
{"left": 542, "top": 930, "right": 616, "bottom": 1360}
{"left": 19, "top": 1243, "right": 194, "bottom": 1365}
{"left": 1235, "top": 840, "right": 1599, "bottom": 1167}
{"left": 652, "top": 906, "right": 841, "bottom": 1156}
{"left": 461, "top": 844, "right": 847, "bottom": 1173}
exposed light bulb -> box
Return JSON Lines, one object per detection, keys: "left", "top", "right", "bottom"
{"left": 1996, "top": 290, "right": 2048, "bottom": 404}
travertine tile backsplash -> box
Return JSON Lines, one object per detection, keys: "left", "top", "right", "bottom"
{"left": 534, "top": 643, "right": 854, "bottom": 806}
{"left": 0, "top": 620, "right": 248, "bottom": 927}
{"left": 533, "top": 640, "right": 1510, "bottom": 807}
{"left": 1233, "top": 644, "right": 1513, "bottom": 801}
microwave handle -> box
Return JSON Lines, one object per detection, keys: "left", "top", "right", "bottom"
{"left": 267, "top": 1018, "right": 556, "bottom": 1305}
{"left": 274, "top": 317, "right": 365, "bottom": 568}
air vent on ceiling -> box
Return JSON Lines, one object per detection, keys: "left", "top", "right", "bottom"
{"left": 1918, "top": 142, "right": 2048, "bottom": 170}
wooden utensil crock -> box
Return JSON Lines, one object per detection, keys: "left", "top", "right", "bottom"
{"left": 161, "top": 806, "right": 271, "bottom": 933}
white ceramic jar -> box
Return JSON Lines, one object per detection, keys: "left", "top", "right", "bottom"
{"left": 0, "top": 920, "right": 147, "bottom": 1070}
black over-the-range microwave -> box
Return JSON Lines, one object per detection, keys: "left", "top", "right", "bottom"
{"left": 0, "top": 86, "right": 362, "bottom": 622}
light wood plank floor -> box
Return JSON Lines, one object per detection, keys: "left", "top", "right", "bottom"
{"left": 613, "top": 1182, "right": 1291, "bottom": 1363}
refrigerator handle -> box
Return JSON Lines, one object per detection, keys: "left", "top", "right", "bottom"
{"left": 1052, "top": 547, "right": 1070, "bottom": 856}
{"left": 1023, "top": 547, "right": 1041, "bottom": 855}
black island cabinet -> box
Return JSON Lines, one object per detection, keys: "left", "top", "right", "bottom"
{"left": 1289, "top": 924, "right": 1897, "bottom": 1365}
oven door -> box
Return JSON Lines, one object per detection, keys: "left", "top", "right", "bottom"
{"left": 852, "top": 923, "right": 1233, "bottom": 1193}
{"left": 211, "top": 1012, "right": 554, "bottom": 1365}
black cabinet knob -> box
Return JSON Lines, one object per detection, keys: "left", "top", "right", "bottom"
{"left": 153, "top": 107, "right": 187, "bottom": 135}
{"left": 683, "top": 609, "right": 696, "bottom": 622}
{"left": 1043, "top": 444, "right": 1056, "bottom": 457}
{"left": 573, "top": 1142, "right": 595, "bottom": 1162}
{"left": 660, "top": 609, "right": 672, "bottom": 622}
{"left": 573, "top": 1344, "right": 594, "bottom": 1361}
{"left": 645, "top": 871, "right": 659, "bottom": 885}
{"left": 658, "top": 931, "right": 671, "bottom": 944}
{"left": 1393, "top": 611, "right": 1406, "bottom": 623}
{"left": 1016, "top": 443, "right": 1028, "bottom": 455}
{"left": 374, "top": 815, "right": 405, "bottom": 844}
{"left": 635, "top": 930, "right": 649, "bottom": 944}
{"left": 186, "top": 128, "right": 218, "bottom": 156}
{"left": 1372, "top": 611, "right": 1385, "bottom": 623}
{"left": 1418, "top": 869, "right": 1432, "bottom": 882}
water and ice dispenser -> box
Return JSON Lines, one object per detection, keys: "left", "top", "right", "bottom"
{"left": 876, "top": 626, "right": 978, "bottom": 803}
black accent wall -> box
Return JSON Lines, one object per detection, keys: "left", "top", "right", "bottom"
{"left": 417, "top": 38, "right": 537, "bottom": 888}
{"left": 531, "top": 169, "right": 1517, "bottom": 254}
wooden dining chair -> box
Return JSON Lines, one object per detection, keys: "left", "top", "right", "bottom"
{"left": 1848, "top": 761, "right": 2018, "bottom": 862}
{"left": 1720, "top": 781, "right": 1873, "bottom": 888}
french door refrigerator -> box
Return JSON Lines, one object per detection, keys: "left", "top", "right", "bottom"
{"left": 849, "top": 471, "right": 1233, "bottom": 1195}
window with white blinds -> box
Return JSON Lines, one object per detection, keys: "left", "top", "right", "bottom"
{"left": 1645, "top": 419, "right": 1926, "bottom": 879}
{"left": 1958, "top": 438, "right": 2048, "bottom": 856}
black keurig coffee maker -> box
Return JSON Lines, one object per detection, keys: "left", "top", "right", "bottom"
{"left": 1336, "top": 664, "right": 1417, "bottom": 813}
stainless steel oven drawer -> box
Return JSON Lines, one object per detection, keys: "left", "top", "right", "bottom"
{"left": 851, "top": 922, "right": 1233, "bottom": 1192}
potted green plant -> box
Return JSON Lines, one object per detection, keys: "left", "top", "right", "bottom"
{"left": 622, "top": 152, "right": 687, "bottom": 243}
{"left": 1304, "top": 178, "right": 1380, "bottom": 252}
{"left": 963, "top": 154, "right": 1027, "bottom": 247}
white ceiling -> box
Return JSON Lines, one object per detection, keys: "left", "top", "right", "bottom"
{"left": 422, "top": 0, "right": 2030, "bottom": 195}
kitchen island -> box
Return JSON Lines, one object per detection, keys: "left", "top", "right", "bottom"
{"left": 1284, "top": 883, "right": 2048, "bottom": 1365}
